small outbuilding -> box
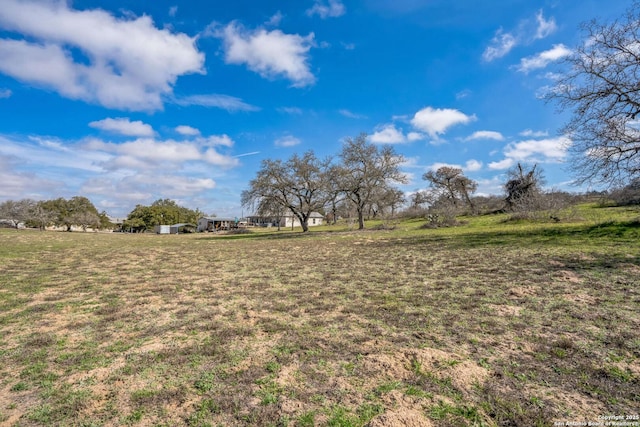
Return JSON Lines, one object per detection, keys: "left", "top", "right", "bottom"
{"left": 155, "top": 225, "right": 171, "bottom": 234}
{"left": 197, "top": 217, "right": 239, "bottom": 232}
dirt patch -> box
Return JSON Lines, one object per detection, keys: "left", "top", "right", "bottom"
{"left": 562, "top": 293, "right": 596, "bottom": 305}
{"left": 557, "top": 270, "right": 582, "bottom": 283}
{"left": 368, "top": 409, "right": 433, "bottom": 427}
{"left": 488, "top": 303, "right": 522, "bottom": 317}
{"left": 362, "top": 347, "right": 490, "bottom": 394}
{"left": 508, "top": 286, "right": 537, "bottom": 298}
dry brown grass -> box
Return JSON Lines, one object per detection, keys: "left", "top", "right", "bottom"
{"left": 0, "top": 215, "right": 638, "bottom": 426}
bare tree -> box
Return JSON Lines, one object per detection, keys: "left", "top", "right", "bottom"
{"left": 423, "top": 166, "right": 478, "bottom": 214}
{"left": 242, "top": 151, "right": 331, "bottom": 232}
{"left": 30, "top": 201, "right": 57, "bottom": 230}
{"left": 338, "top": 133, "right": 407, "bottom": 229}
{"left": 0, "top": 199, "right": 34, "bottom": 228}
{"left": 545, "top": 3, "right": 640, "bottom": 185}
{"left": 504, "top": 163, "right": 544, "bottom": 212}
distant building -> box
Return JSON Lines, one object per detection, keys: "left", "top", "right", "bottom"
{"left": 197, "top": 217, "right": 238, "bottom": 232}
{"left": 246, "top": 211, "right": 324, "bottom": 228}
{"left": 155, "top": 223, "right": 196, "bottom": 234}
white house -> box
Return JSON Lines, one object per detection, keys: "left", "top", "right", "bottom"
{"left": 247, "top": 211, "right": 324, "bottom": 228}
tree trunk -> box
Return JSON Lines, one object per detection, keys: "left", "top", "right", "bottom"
{"left": 357, "top": 209, "right": 365, "bottom": 230}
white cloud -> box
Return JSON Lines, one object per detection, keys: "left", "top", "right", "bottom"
{"left": 465, "top": 159, "right": 483, "bottom": 171}
{"left": 86, "top": 136, "right": 240, "bottom": 169}
{"left": 128, "top": 174, "right": 216, "bottom": 194}
{"left": 0, "top": 88, "right": 11, "bottom": 98}
{"left": 175, "top": 125, "right": 200, "bottom": 136}
{"left": 456, "top": 89, "right": 471, "bottom": 100}
{"left": 410, "top": 107, "right": 476, "bottom": 138}
{"left": 278, "top": 107, "right": 303, "bottom": 115}
{"left": 306, "top": 0, "right": 346, "bottom": 19}
{"left": 213, "top": 21, "right": 316, "bottom": 87}
{"left": 482, "top": 9, "right": 557, "bottom": 63}
{"left": 535, "top": 10, "right": 557, "bottom": 40}
{"left": 0, "top": 156, "right": 61, "bottom": 199}
{"left": 427, "top": 160, "right": 482, "bottom": 173}
{"left": 173, "top": 94, "right": 259, "bottom": 112}
{"left": 476, "top": 176, "right": 505, "bottom": 196}
{"left": 517, "top": 44, "right": 571, "bottom": 73}
{"left": 407, "top": 132, "right": 424, "bottom": 142}
{"left": 489, "top": 136, "right": 571, "bottom": 170}
{"left": 465, "top": 130, "right": 504, "bottom": 141}
{"left": 428, "top": 162, "right": 461, "bottom": 172}
{"left": 488, "top": 158, "right": 515, "bottom": 170}
{"left": 266, "top": 11, "right": 283, "bottom": 27}
{"left": 504, "top": 137, "right": 570, "bottom": 162}
{"left": 275, "top": 135, "right": 301, "bottom": 147}
{"left": 89, "top": 117, "right": 155, "bottom": 137}
{"left": 520, "top": 129, "right": 548, "bottom": 138}
{"left": 369, "top": 124, "right": 406, "bottom": 144}
{"left": 0, "top": 132, "right": 242, "bottom": 217}
{"left": 0, "top": 0, "right": 204, "bottom": 111}
{"left": 168, "top": 6, "right": 178, "bottom": 17}
{"left": 202, "top": 135, "right": 234, "bottom": 147}
{"left": 339, "top": 109, "right": 367, "bottom": 119}
{"left": 483, "top": 29, "right": 516, "bottom": 62}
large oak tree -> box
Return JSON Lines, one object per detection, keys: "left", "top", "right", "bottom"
{"left": 338, "top": 133, "right": 407, "bottom": 229}
{"left": 242, "top": 151, "right": 331, "bottom": 232}
{"left": 546, "top": 2, "right": 640, "bottom": 185}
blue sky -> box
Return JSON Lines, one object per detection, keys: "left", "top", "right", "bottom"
{"left": 0, "top": 0, "right": 631, "bottom": 217}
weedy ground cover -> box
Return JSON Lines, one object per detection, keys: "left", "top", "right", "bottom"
{"left": 0, "top": 204, "right": 638, "bottom": 426}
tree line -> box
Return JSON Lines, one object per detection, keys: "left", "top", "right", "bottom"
{"left": 0, "top": 197, "right": 202, "bottom": 232}
{"left": 0, "top": 197, "right": 109, "bottom": 231}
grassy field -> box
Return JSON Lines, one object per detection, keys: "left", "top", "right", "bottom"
{"left": 0, "top": 204, "right": 639, "bottom": 426}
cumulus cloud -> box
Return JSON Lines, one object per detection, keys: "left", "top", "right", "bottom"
{"left": 306, "top": 0, "right": 346, "bottom": 19}
{"left": 0, "top": 0, "right": 204, "bottom": 111}
{"left": 173, "top": 94, "right": 259, "bottom": 112}
{"left": 213, "top": 21, "right": 316, "bottom": 87}
{"left": 516, "top": 44, "right": 571, "bottom": 73}
{"left": 175, "top": 125, "right": 200, "bottom": 136}
{"left": 0, "top": 155, "right": 62, "bottom": 198}
{"left": 87, "top": 137, "right": 239, "bottom": 170}
{"left": 0, "top": 131, "right": 242, "bottom": 217}
{"left": 488, "top": 158, "right": 515, "bottom": 170}
{"left": 128, "top": 174, "right": 216, "bottom": 194}
{"left": 203, "top": 135, "right": 234, "bottom": 147}
{"left": 411, "top": 107, "right": 476, "bottom": 138}
{"left": 275, "top": 135, "right": 301, "bottom": 147}
{"left": 465, "top": 130, "right": 504, "bottom": 141}
{"left": 89, "top": 117, "right": 155, "bottom": 137}
{"left": 488, "top": 136, "right": 571, "bottom": 170}
{"left": 482, "top": 29, "right": 517, "bottom": 62}
{"left": 407, "top": 132, "right": 424, "bottom": 142}
{"left": 369, "top": 124, "right": 406, "bottom": 144}
{"left": 465, "top": 159, "right": 483, "bottom": 171}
